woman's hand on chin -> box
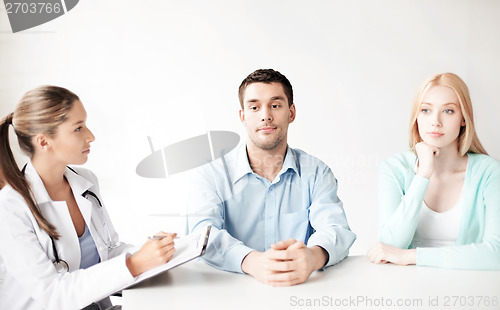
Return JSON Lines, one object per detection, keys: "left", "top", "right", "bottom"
{"left": 415, "top": 142, "right": 440, "bottom": 179}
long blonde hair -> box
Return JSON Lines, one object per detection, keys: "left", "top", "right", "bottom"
{"left": 408, "top": 73, "right": 487, "bottom": 156}
{"left": 0, "top": 86, "right": 79, "bottom": 239}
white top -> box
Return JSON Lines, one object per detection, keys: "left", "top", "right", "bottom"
{"left": 411, "top": 198, "right": 462, "bottom": 248}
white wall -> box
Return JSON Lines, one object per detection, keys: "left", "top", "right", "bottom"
{"left": 1, "top": 0, "right": 499, "bottom": 254}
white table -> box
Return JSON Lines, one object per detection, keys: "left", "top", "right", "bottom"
{"left": 123, "top": 256, "right": 500, "bottom": 310}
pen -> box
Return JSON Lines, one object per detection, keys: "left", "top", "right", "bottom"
{"left": 148, "top": 234, "right": 179, "bottom": 240}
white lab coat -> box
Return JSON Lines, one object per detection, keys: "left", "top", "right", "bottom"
{"left": 0, "top": 162, "right": 137, "bottom": 310}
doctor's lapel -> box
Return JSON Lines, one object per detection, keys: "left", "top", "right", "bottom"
{"left": 23, "top": 163, "right": 82, "bottom": 270}
{"left": 64, "top": 168, "right": 94, "bottom": 237}
{"left": 74, "top": 193, "right": 108, "bottom": 260}
{"left": 65, "top": 169, "right": 109, "bottom": 261}
{"left": 39, "top": 200, "right": 82, "bottom": 271}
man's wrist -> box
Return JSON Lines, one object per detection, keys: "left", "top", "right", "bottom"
{"left": 310, "top": 246, "right": 329, "bottom": 270}
{"left": 241, "top": 251, "right": 256, "bottom": 274}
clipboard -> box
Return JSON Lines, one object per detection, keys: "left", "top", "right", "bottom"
{"left": 124, "top": 225, "right": 211, "bottom": 289}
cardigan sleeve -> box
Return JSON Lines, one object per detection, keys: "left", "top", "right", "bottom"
{"left": 416, "top": 157, "right": 500, "bottom": 270}
{"left": 378, "top": 155, "right": 429, "bottom": 249}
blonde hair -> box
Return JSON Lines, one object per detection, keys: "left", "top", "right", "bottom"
{"left": 0, "top": 86, "right": 80, "bottom": 239}
{"left": 408, "top": 73, "right": 487, "bottom": 156}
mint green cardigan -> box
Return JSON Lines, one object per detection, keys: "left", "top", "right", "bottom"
{"left": 378, "top": 151, "right": 500, "bottom": 270}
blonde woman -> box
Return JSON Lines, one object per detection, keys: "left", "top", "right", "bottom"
{"left": 368, "top": 73, "right": 500, "bottom": 270}
{"left": 0, "top": 86, "right": 176, "bottom": 309}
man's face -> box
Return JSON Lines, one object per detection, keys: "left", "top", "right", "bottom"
{"left": 239, "top": 82, "right": 295, "bottom": 151}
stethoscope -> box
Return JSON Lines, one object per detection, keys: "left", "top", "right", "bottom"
{"left": 50, "top": 189, "right": 108, "bottom": 274}
{"left": 50, "top": 235, "right": 69, "bottom": 273}
{"left": 23, "top": 165, "right": 117, "bottom": 274}
{"left": 52, "top": 185, "right": 123, "bottom": 273}
{"left": 82, "top": 189, "right": 119, "bottom": 249}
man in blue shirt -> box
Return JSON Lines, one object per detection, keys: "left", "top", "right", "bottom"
{"left": 188, "top": 69, "right": 356, "bottom": 286}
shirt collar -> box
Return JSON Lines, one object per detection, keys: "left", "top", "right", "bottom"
{"left": 230, "top": 143, "right": 300, "bottom": 184}
{"left": 281, "top": 146, "right": 300, "bottom": 177}
{"left": 231, "top": 143, "right": 253, "bottom": 184}
{"left": 24, "top": 161, "right": 93, "bottom": 205}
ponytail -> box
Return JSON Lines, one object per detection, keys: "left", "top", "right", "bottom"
{"left": 0, "top": 113, "right": 60, "bottom": 239}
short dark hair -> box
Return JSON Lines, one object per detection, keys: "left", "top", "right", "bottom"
{"left": 238, "top": 69, "right": 293, "bottom": 108}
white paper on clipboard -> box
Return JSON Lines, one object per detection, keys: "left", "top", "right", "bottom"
{"left": 125, "top": 225, "right": 211, "bottom": 288}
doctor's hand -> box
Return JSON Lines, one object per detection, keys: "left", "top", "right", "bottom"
{"left": 241, "top": 238, "right": 328, "bottom": 287}
{"left": 126, "top": 232, "right": 176, "bottom": 277}
{"left": 415, "top": 142, "right": 440, "bottom": 179}
{"left": 367, "top": 242, "right": 416, "bottom": 266}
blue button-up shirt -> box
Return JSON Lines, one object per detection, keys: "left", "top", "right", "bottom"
{"left": 188, "top": 143, "right": 356, "bottom": 273}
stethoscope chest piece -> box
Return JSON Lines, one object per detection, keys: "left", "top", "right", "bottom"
{"left": 50, "top": 235, "right": 69, "bottom": 274}
{"left": 53, "top": 260, "right": 69, "bottom": 274}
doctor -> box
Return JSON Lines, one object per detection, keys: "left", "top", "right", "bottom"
{"left": 0, "top": 86, "right": 176, "bottom": 310}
